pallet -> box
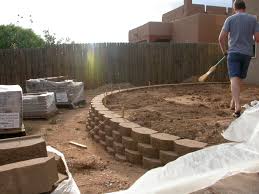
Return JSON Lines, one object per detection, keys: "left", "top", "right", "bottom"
{"left": 23, "top": 111, "right": 57, "bottom": 120}
{"left": 56, "top": 100, "right": 86, "bottom": 109}
{"left": 0, "top": 127, "right": 26, "bottom": 139}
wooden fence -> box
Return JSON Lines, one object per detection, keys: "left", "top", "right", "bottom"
{"left": 0, "top": 43, "right": 228, "bottom": 89}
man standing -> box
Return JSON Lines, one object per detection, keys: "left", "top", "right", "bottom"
{"left": 219, "top": 0, "right": 259, "bottom": 117}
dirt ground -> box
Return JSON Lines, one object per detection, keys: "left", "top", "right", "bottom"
{"left": 106, "top": 84, "right": 259, "bottom": 145}
{"left": 22, "top": 83, "right": 259, "bottom": 194}
{"left": 24, "top": 84, "right": 145, "bottom": 194}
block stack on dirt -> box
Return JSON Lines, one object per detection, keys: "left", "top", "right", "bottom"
{"left": 87, "top": 84, "right": 209, "bottom": 170}
{"left": 26, "top": 77, "right": 85, "bottom": 108}
{"left": 0, "top": 135, "right": 65, "bottom": 194}
{"left": 23, "top": 92, "right": 57, "bottom": 119}
{"left": 0, "top": 85, "right": 24, "bottom": 135}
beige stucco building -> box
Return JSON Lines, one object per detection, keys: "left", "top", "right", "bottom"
{"left": 245, "top": 0, "right": 259, "bottom": 85}
{"left": 129, "top": 0, "right": 232, "bottom": 43}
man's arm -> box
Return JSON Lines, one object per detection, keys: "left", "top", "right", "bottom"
{"left": 218, "top": 29, "right": 229, "bottom": 55}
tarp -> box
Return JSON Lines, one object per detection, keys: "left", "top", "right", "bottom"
{"left": 108, "top": 101, "right": 259, "bottom": 194}
{"left": 47, "top": 146, "right": 81, "bottom": 194}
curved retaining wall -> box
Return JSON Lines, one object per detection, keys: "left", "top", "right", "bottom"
{"left": 86, "top": 82, "right": 228, "bottom": 169}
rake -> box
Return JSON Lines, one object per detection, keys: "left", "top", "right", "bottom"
{"left": 198, "top": 56, "right": 226, "bottom": 82}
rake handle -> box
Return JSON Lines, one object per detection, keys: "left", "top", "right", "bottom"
{"left": 214, "top": 55, "right": 226, "bottom": 68}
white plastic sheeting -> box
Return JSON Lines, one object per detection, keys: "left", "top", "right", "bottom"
{"left": 47, "top": 146, "right": 81, "bottom": 194}
{"left": 109, "top": 101, "right": 259, "bottom": 194}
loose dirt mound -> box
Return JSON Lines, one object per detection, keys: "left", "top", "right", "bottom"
{"left": 106, "top": 84, "right": 259, "bottom": 145}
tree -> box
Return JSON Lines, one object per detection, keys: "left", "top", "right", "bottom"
{"left": 43, "top": 30, "right": 74, "bottom": 45}
{"left": 0, "top": 24, "right": 45, "bottom": 49}
{"left": 43, "top": 30, "right": 56, "bottom": 46}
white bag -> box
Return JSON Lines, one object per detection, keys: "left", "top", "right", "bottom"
{"left": 47, "top": 146, "right": 81, "bottom": 194}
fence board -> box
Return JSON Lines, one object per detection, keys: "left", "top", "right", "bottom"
{"left": 0, "top": 43, "right": 228, "bottom": 89}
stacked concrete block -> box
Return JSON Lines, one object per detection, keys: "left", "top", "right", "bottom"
{"left": 23, "top": 92, "right": 57, "bottom": 119}
{"left": 0, "top": 135, "right": 47, "bottom": 165}
{"left": 151, "top": 133, "right": 180, "bottom": 165}
{"left": 87, "top": 84, "right": 210, "bottom": 169}
{"left": 130, "top": 127, "right": 158, "bottom": 167}
{"left": 174, "top": 139, "right": 207, "bottom": 156}
{"left": 26, "top": 78, "right": 85, "bottom": 108}
{"left": 0, "top": 135, "right": 59, "bottom": 194}
{"left": 0, "top": 85, "right": 23, "bottom": 135}
{"left": 119, "top": 122, "right": 140, "bottom": 137}
{"left": 0, "top": 157, "right": 58, "bottom": 194}
{"left": 122, "top": 136, "right": 138, "bottom": 151}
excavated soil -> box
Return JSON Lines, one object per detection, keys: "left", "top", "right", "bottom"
{"left": 106, "top": 84, "right": 259, "bottom": 145}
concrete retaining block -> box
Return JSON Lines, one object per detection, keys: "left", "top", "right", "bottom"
{"left": 48, "top": 152, "right": 67, "bottom": 176}
{"left": 104, "top": 125, "right": 113, "bottom": 136}
{"left": 94, "top": 135, "right": 101, "bottom": 143}
{"left": 90, "top": 121, "right": 95, "bottom": 128}
{"left": 132, "top": 127, "right": 157, "bottom": 144}
{"left": 142, "top": 157, "right": 162, "bottom": 169}
{"left": 0, "top": 135, "right": 47, "bottom": 166}
{"left": 87, "top": 117, "right": 92, "bottom": 122}
{"left": 98, "top": 122, "right": 105, "bottom": 131}
{"left": 174, "top": 139, "right": 207, "bottom": 156}
{"left": 0, "top": 156, "right": 58, "bottom": 194}
{"left": 85, "top": 124, "right": 91, "bottom": 131}
{"left": 112, "top": 130, "right": 122, "bottom": 143}
{"left": 113, "top": 142, "right": 125, "bottom": 155}
{"left": 118, "top": 122, "right": 141, "bottom": 137}
{"left": 115, "top": 154, "right": 127, "bottom": 162}
{"left": 160, "top": 150, "right": 179, "bottom": 164}
{"left": 89, "top": 130, "right": 95, "bottom": 138}
{"left": 138, "top": 143, "right": 159, "bottom": 159}
{"left": 94, "top": 117, "right": 100, "bottom": 125}
{"left": 95, "top": 106, "right": 109, "bottom": 112}
{"left": 122, "top": 136, "right": 138, "bottom": 151}
{"left": 90, "top": 112, "right": 95, "bottom": 119}
{"left": 92, "top": 126, "right": 99, "bottom": 135}
{"left": 104, "top": 113, "right": 122, "bottom": 120}
{"left": 110, "top": 118, "right": 130, "bottom": 130}
{"left": 151, "top": 133, "right": 180, "bottom": 151}
{"left": 106, "top": 146, "right": 115, "bottom": 156}
{"left": 105, "top": 136, "right": 114, "bottom": 147}
{"left": 98, "top": 130, "right": 106, "bottom": 141}
{"left": 125, "top": 149, "right": 142, "bottom": 165}
{"left": 100, "top": 140, "right": 106, "bottom": 147}
{"left": 97, "top": 110, "right": 110, "bottom": 121}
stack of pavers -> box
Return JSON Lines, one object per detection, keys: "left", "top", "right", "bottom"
{"left": 0, "top": 85, "right": 25, "bottom": 135}
{"left": 0, "top": 135, "right": 68, "bottom": 194}
{"left": 26, "top": 77, "right": 85, "bottom": 108}
{"left": 23, "top": 92, "right": 57, "bottom": 119}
